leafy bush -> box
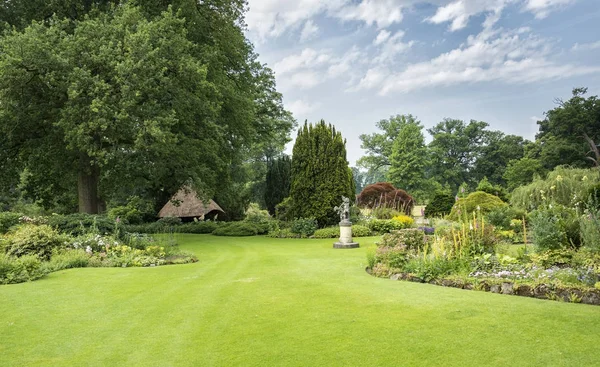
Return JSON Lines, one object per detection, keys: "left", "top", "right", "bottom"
{"left": 580, "top": 207, "right": 600, "bottom": 252}
{"left": 374, "top": 244, "right": 411, "bottom": 270}
{"left": 585, "top": 182, "right": 600, "bottom": 211}
{"left": 178, "top": 221, "right": 220, "bottom": 234}
{"left": 371, "top": 208, "right": 402, "bottom": 220}
{"left": 403, "top": 255, "right": 468, "bottom": 282}
{"left": 485, "top": 206, "right": 527, "bottom": 231}
{"left": 377, "top": 229, "right": 426, "bottom": 251}
{"left": 72, "top": 233, "right": 120, "bottom": 252}
{"left": 266, "top": 228, "right": 300, "bottom": 238}
{"left": 43, "top": 249, "right": 90, "bottom": 272}
{"left": 510, "top": 167, "right": 599, "bottom": 210}
{"left": 275, "top": 197, "right": 292, "bottom": 221}
{"left": 448, "top": 191, "right": 507, "bottom": 221}
{"left": 352, "top": 224, "right": 372, "bottom": 237}
{"left": 47, "top": 214, "right": 115, "bottom": 236}
{"left": 367, "top": 219, "right": 404, "bottom": 234}
{"left": 313, "top": 227, "right": 339, "bottom": 239}
{"left": 424, "top": 192, "right": 454, "bottom": 218}
{"left": 4, "top": 224, "right": 71, "bottom": 260}
{"left": 0, "top": 212, "right": 22, "bottom": 234}
{"left": 157, "top": 216, "right": 182, "bottom": 226}
{"left": 212, "top": 222, "right": 260, "bottom": 236}
{"left": 391, "top": 215, "right": 414, "bottom": 228}
{"left": 290, "top": 218, "right": 318, "bottom": 237}
{"left": 0, "top": 253, "right": 45, "bottom": 284}
{"left": 476, "top": 177, "right": 508, "bottom": 202}
{"left": 357, "top": 182, "right": 414, "bottom": 214}
{"left": 529, "top": 249, "right": 577, "bottom": 268}
{"left": 107, "top": 205, "right": 143, "bottom": 225}
{"left": 530, "top": 205, "right": 580, "bottom": 251}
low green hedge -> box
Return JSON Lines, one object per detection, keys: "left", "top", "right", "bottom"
{"left": 212, "top": 221, "right": 268, "bottom": 236}
{"left": 313, "top": 225, "right": 372, "bottom": 239}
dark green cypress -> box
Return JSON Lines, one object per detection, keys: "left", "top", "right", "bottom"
{"left": 264, "top": 155, "right": 292, "bottom": 215}
{"left": 290, "top": 120, "right": 354, "bottom": 227}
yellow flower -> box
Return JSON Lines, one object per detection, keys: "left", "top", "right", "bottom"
{"left": 556, "top": 175, "right": 563, "bottom": 182}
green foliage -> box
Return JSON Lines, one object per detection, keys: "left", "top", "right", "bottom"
{"left": 47, "top": 214, "right": 115, "bottom": 236}
{"left": 0, "top": 253, "right": 45, "bottom": 284}
{"left": 312, "top": 227, "right": 340, "bottom": 239}
{"left": 274, "top": 197, "right": 292, "bottom": 221}
{"left": 265, "top": 155, "right": 292, "bottom": 215}
{"left": 473, "top": 132, "right": 526, "bottom": 187}
{"left": 403, "top": 256, "right": 468, "bottom": 282}
{"left": 377, "top": 229, "right": 426, "bottom": 251}
{"left": 352, "top": 225, "right": 372, "bottom": 237}
{"left": 0, "top": 212, "right": 22, "bottom": 234}
{"left": 4, "top": 224, "right": 71, "bottom": 260}
{"left": 424, "top": 192, "right": 455, "bottom": 218}
{"left": 485, "top": 206, "right": 527, "bottom": 231}
{"left": 157, "top": 217, "right": 182, "bottom": 226}
{"left": 289, "top": 121, "right": 354, "bottom": 227}
{"left": 371, "top": 208, "right": 402, "bottom": 219}
{"left": 212, "top": 222, "right": 261, "bottom": 237}
{"left": 448, "top": 191, "right": 507, "bottom": 221}
{"left": 476, "top": 177, "right": 508, "bottom": 202}
{"left": 503, "top": 157, "right": 545, "bottom": 191}
{"left": 580, "top": 207, "right": 600, "bottom": 252}
{"left": 290, "top": 218, "right": 318, "bottom": 237}
{"left": 510, "top": 167, "right": 599, "bottom": 210}
{"left": 178, "top": 221, "right": 220, "bottom": 234}
{"left": 107, "top": 206, "right": 143, "bottom": 225}
{"left": 43, "top": 249, "right": 90, "bottom": 272}
{"left": 367, "top": 219, "right": 405, "bottom": 234}
{"left": 530, "top": 205, "right": 580, "bottom": 251}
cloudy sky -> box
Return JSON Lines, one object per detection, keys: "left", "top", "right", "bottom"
{"left": 244, "top": 0, "right": 600, "bottom": 165}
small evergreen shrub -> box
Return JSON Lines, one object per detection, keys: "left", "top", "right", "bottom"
{"left": 448, "top": 191, "right": 507, "bottom": 221}
{"left": 178, "top": 221, "right": 220, "bottom": 234}
{"left": 290, "top": 218, "right": 318, "bottom": 237}
{"left": 47, "top": 214, "right": 115, "bottom": 236}
{"left": 530, "top": 205, "right": 579, "bottom": 251}
{"left": 212, "top": 222, "right": 260, "bottom": 236}
{"left": 424, "top": 192, "right": 455, "bottom": 218}
{"left": 377, "top": 229, "right": 426, "bottom": 251}
{"left": 4, "top": 224, "right": 72, "bottom": 260}
{"left": 367, "top": 219, "right": 403, "bottom": 234}
{"left": 0, "top": 253, "right": 45, "bottom": 284}
{"left": 371, "top": 208, "right": 402, "bottom": 220}
{"left": 313, "top": 227, "right": 339, "bottom": 239}
{"left": 352, "top": 224, "right": 372, "bottom": 237}
{"left": 485, "top": 206, "right": 527, "bottom": 230}
{"left": 0, "top": 212, "right": 22, "bottom": 234}
{"left": 107, "top": 205, "right": 143, "bottom": 225}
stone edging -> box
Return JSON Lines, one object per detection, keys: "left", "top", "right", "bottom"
{"left": 366, "top": 268, "right": 600, "bottom": 306}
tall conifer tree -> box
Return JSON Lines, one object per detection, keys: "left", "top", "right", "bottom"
{"left": 264, "top": 155, "right": 292, "bottom": 215}
{"left": 290, "top": 121, "right": 354, "bottom": 227}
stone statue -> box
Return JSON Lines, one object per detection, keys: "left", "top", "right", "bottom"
{"left": 333, "top": 196, "right": 359, "bottom": 249}
{"left": 334, "top": 196, "right": 351, "bottom": 223}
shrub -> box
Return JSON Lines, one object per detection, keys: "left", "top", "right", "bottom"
{"left": 424, "top": 192, "right": 454, "bottom": 218}
{"left": 529, "top": 249, "right": 577, "bottom": 268}
{"left": 374, "top": 244, "right": 411, "bottom": 270}
{"left": 178, "top": 221, "right": 220, "bottom": 234}
{"left": 357, "top": 182, "right": 414, "bottom": 215}
{"left": 4, "top": 224, "right": 71, "bottom": 260}
{"left": 71, "top": 233, "right": 120, "bottom": 253}
{"left": 313, "top": 227, "right": 339, "bottom": 239}
{"left": 0, "top": 212, "right": 22, "bottom": 234}
{"left": 47, "top": 214, "right": 115, "bottom": 236}
{"left": 266, "top": 228, "right": 300, "bottom": 238}
{"left": 377, "top": 229, "right": 426, "bottom": 251}
{"left": 448, "top": 191, "right": 507, "bottom": 221}
{"left": 107, "top": 206, "right": 143, "bottom": 225}
{"left": 391, "top": 215, "right": 414, "bottom": 228}
{"left": 43, "top": 249, "right": 90, "bottom": 272}
{"left": 367, "top": 219, "right": 404, "bottom": 234}
{"left": 403, "top": 255, "right": 468, "bottom": 282}
{"left": 510, "top": 167, "right": 599, "bottom": 210}
{"left": 157, "top": 216, "right": 182, "bottom": 226}
{"left": 485, "top": 206, "right": 527, "bottom": 231}
{"left": 530, "top": 205, "right": 580, "bottom": 251}
{"left": 212, "top": 222, "right": 260, "bottom": 236}
{"left": 275, "top": 197, "right": 293, "bottom": 221}
{"left": 476, "top": 177, "right": 508, "bottom": 202}
{"left": 371, "top": 208, "right": 402, "bottom": 220}
{"left": 0, "top": 253, "right": 45, "bottom": 284}
{"left": 290, "top": 218, "right": 318, "bottom": 237}
{"left": 580, "top": 207, "right": 600, "bottom": 252}
{"left": 352, "top": 224, "right": 372, "bottom": 237}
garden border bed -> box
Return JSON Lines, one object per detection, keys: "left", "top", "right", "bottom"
{"left": 366, "top": 268, "right": 600, "bottom": 306}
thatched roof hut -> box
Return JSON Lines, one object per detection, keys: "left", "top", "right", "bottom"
{"left": 158, "top": 187, "right": 224, "bottom": 221}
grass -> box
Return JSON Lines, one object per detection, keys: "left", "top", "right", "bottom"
{"left": 1, "top": 234, "right": 599, "bottom": 366}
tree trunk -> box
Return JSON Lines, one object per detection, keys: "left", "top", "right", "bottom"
{"left": 78, "top": 155, "right": 99, "bottom": 214}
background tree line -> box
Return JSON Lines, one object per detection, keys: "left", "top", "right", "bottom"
{"left": 353, "top": 88, "right": 600, "bottom": 203}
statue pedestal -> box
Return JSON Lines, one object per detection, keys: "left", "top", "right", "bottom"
{"left": 333, "top": 221, "right": 359, "bottom": 249}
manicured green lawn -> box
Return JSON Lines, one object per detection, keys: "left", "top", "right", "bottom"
{"left": 1, "top": 235, "right": 599, "bottom": 366}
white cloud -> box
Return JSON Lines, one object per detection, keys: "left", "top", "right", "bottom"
{"left": 273, "top": 48, "right": 332, "bottom": 76}
{"left": 289, "top": 71, "right": 323, "bottom": 89}
{"left": 572, "top": 40, "right": 600, "bottom": 51}
{"left": 352, "top": 26, "right": 600, "bottom": 95}
{"left": 427, "top": 0, "right": 512, "bottom": 31}
{"left": 335, "top": 0, "right": 406, "bottom": 28}
{"left": 372, "top": 31, "right": 414, "bottom": 64}
{"left": 523, "top": 0, "right": 576, "bottom": 19}
{"left": 287, "top": 99, "right": 321, "bottom": 116}
{"left": 300, "top": 20, "right": 319, "bottom": 42}
{"left": 374, "top": 30, "right": 391, "bottom": 46}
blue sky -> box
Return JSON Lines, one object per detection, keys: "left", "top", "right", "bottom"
{"left": 244, "top": 0, "right": 600, "bottom": 165}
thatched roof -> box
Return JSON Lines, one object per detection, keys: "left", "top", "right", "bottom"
{"left": 158, "top": 187, "right": 224, "bottom": 218}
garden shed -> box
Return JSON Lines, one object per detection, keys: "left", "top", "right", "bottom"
{"left": 158, "top": 187, "right": 224, "bottom": 221}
